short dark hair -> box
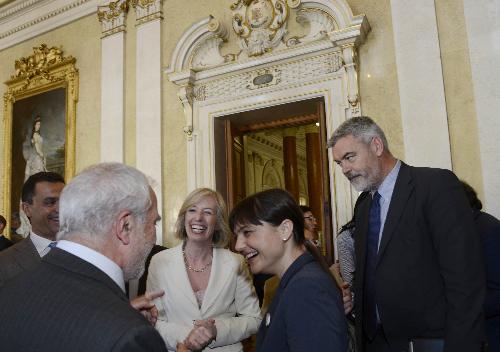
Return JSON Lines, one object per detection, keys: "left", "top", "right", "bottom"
{"left": 22, "top": 172, "right": 65, "bottom": 204}
{"left": 460, "top": 180, "right": 482, "bottom": 211}
{"left": 299, "top": 205, "right": 312, "bottom": 214}
{"left": 229, "top": 188, "right": 305, "bottom": 246}
{"left": 0, "top": 215, "right": 6, "bottom": 227}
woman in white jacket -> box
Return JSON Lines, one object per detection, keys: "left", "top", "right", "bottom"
{"left": 148, "top": 188, "right": 261, "bottom": 351}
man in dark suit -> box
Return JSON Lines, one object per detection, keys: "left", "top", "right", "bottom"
{"left": 328, "top": 116, "right": 485, "bottom": 352}
{"left": 0, "top": 172, "right": 65, "bottom": 286}
{"left": 461, "top": 181, "right": 500, "bottom": 351}
{"left": 0, "top": 215, "right": 13, "bottom": 251}
{"left": 0, "top": 163, "right": 167, "bottom": 351}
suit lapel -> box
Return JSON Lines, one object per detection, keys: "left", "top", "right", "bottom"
{"left": 376, "top": 163, "right": 414, "bottom": 264}
{"left": 172, "top": 245, "right": 199, "bottom": 307}
{"left": 201, "top": 248, "right": 231, "bottom": 314}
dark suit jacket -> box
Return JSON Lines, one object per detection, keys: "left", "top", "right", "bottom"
{"left": 256, "top": 252, "right": 347, "bottom": 352}
{"left": 138, "top": 244, "right": 167, "bottom": 295}
{"left": 354, "top": 163, "right": 485, "bottom": 352}
{"left": 0, "top": 248, "right": 167, "bottom": 351}
{"left": 0, "top": 236, "right": 39, "bottom": 287}
{"left": 473, "top": 209, "right": 500, "bottom": 351}
{"left": 0, "top": 235, "right": 13, "bottom": 251}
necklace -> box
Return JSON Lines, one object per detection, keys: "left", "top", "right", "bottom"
{"left": 182, "top": 244, "right": 213, "bottom": 273}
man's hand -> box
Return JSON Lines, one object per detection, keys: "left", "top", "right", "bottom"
{"left": 130, "top": 289, "right": 164, "bottom": 326}
{"left": 183, "top": 319, "right": 217, "bottom": 351}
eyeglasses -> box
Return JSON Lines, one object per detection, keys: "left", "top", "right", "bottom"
{"left": 304, "top": 216, "right": 316, "bottom": 221}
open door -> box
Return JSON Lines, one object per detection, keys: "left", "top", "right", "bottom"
{"left": 316, "top": 100, "right": 334, "bottom": 264}
{"left": 214, "top": 98, "right": 335, "bottom": 261}
{"left": 225, "top": 120, "right": 246, "bottom": 212}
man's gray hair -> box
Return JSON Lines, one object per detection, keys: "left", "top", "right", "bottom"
{"left": 57, "top": 162, "right": 151, "bottom": 242}
{"left": 327, "top": 116, "right": 389, "bottom": 151}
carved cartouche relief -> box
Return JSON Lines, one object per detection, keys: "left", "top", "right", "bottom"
{"left": 231, "top": 0, "right": 301, "bottom": 56}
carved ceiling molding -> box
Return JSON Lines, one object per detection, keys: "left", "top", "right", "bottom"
{"left": 0, "top": 0, "right": 99, "bottom": 50}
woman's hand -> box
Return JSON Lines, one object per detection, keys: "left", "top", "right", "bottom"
{"left": 183, "top": 319, "right": 217, "bottom": 351}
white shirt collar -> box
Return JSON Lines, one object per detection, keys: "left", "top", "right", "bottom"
{"left": 56, "top": 240, "right": 125, "bottom": 292}
{"left": 30, "top": 231, "right": 53, "bottom": 256}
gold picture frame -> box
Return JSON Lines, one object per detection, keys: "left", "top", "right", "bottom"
{"left": 3, "top": 44, "right": 78, "bottom": 235}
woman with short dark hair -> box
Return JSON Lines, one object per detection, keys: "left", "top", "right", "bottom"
{"left": 230, "top": 188, "right": 347, "bottom": 352}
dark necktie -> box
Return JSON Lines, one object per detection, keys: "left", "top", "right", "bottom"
{"left": 363, "top": 191, "right": 381, "bottom": 340}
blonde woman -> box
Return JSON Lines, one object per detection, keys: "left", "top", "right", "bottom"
{"left": 147, "top": 188, "right": 261, "bottom": 351}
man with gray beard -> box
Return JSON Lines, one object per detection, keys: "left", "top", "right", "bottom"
{"left": 329, "top": 116, "right": 485, "bottom": 352}
{"left": 0, "top": 163, "right": 167, "bottom": 351}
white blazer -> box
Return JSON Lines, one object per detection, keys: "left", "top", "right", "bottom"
{"left": 147, "top": 244, "right": 262, "bottom": 351}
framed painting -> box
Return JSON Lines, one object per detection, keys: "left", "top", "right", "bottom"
{"left": 3, "top": 44, "right": 78, "bottom": 235}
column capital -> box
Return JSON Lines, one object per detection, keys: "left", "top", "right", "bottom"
{"left": 97, "top": 0, "right": 129, "bottom": 38}
{"left": 304, "top": 124, "right": 319, "bottom": 134}
{"left": 131, "top": 0, "right": 163, "bottom": 25}
{"left": 283, "top": 127, "right": 299, "bottom": 137}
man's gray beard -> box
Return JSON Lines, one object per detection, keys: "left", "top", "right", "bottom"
{"left": 351, "top": 177, "right": 377, "bottom": 192}
{"left": 123, "top": 242, "right": 154, "bottom": 281}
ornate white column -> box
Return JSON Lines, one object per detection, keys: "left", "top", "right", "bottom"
{"left": 133, "top": 0, "right": 163, "bottom": 243}
{"left": 463, "top": 0, "right": 500, "bottom": 217}
{"left": 97, "top": 0, "right": 129, "bottom": 162}
{"left": 390, "top": 0, "right": 452, "bottom": 169}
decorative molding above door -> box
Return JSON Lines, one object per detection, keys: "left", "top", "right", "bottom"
{"left": 166, "top": 0, "right": 370, "bottom": 241}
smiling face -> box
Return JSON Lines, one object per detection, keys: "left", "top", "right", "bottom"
{"left": 234, "top": 220, "right": 287, "bottom": 276}
{"left": 22, "top": 181, "right": 64, "bottom": 240}
{"left": 332, "top": 134, "right": 383, "bottom": 192}
{"left": 184, "top": 195, "right": 218, "bottom": 245}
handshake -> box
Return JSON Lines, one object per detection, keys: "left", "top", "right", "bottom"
{"left": 177, "top": 319, "right": 217, "bottom": 352}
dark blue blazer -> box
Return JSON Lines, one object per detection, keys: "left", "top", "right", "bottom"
{"left": 473, "top": 209, "right": 500, "bottom": 351}
{"left": 256, "top": 252, "right": 347, "bottom": 352}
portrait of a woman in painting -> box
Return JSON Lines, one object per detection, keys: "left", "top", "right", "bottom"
{"left": 24, "top": 116, "right": 47, "bottom": 180}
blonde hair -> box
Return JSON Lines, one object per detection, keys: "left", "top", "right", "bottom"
{"left": 175, "top": 188, "right": 230, "bottom": 247}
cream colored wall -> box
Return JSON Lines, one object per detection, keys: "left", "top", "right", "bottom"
{"left": 347, "top": 0, "right": 484, "bottom": 200}
{"left": 160, "top": 0, "right": 230, "bottom": 247}
{"left": 435, "top": 0, "right": 483, "bottom": 197}
{"left": 0, "top": 14, "right": 101, "bottom": 214}
{"left": 347, "top": 0, "right": 404, "bottom": 161}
